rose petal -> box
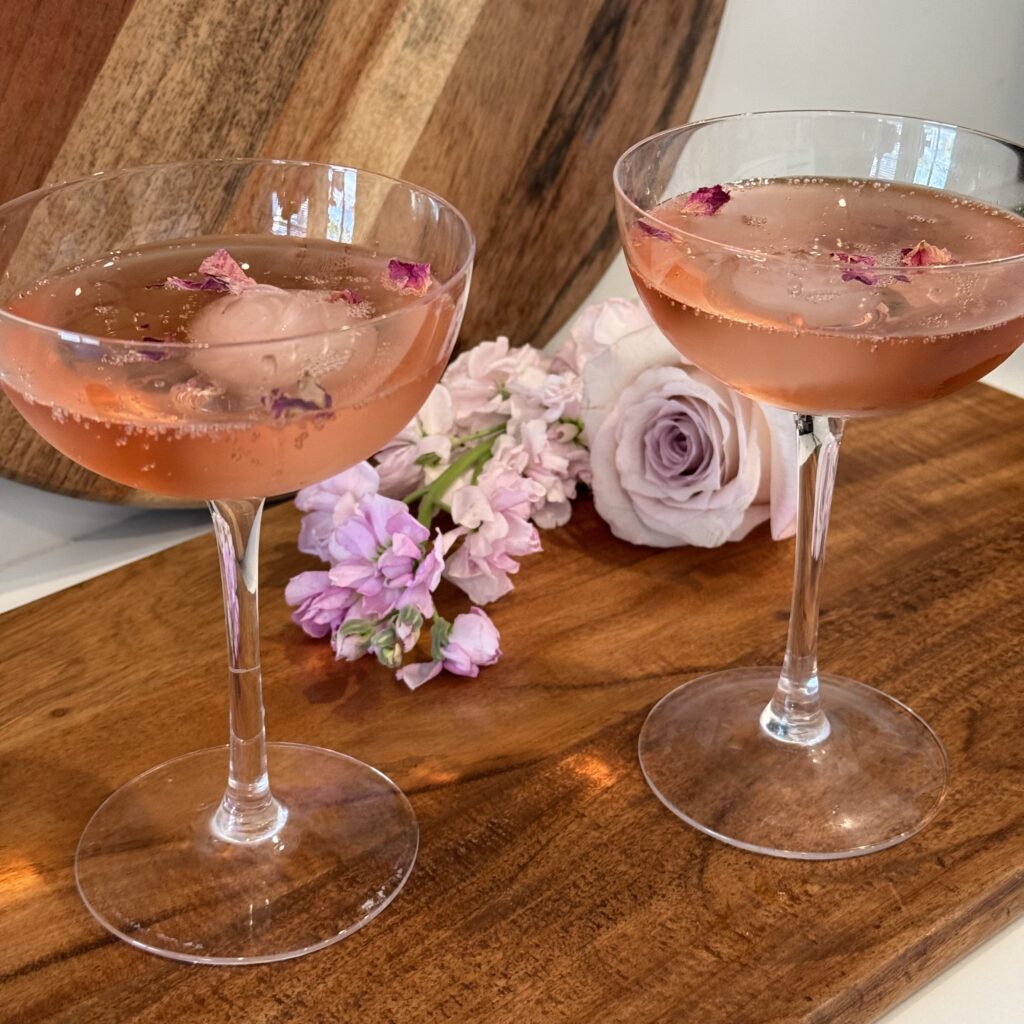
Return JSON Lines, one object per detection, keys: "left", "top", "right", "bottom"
{"left": 637, "top": 220, "right": 672, "bottom": 241}
{"left": 327, "top": 288, "right": 363, "bottom": 304}
{"left": 900, "top": 240, "right": 955, "bottom": 266}
{"left": 680, "top": 184, "right": 730, "bottom": 216}
{"left": 164, "top": 275, "right": 230, "bottom": 293}
{"left": 396, "top": 660, "right": 444, "bottom": 690}
{"left": 831, "top": 251, "right": 878, "bottom": 286}
{"left": 265, "top": 378, "right": 333, "bottom": 419}
{"left": 198, "top": 249, "right": 258, "bottom": 294}
{"left": 383, "top": 259, "right": 432, "bottom": 295}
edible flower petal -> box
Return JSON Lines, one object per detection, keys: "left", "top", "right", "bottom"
{"left": 831, "top": 251, "right": 878, "bottom": 285}
{"left": 164, "top": 248, "right": 257, "bottom": 294}
{"left": 197, "top": 249, "right": 258, "bottom": 293}
{"left": 637, "top": 220, "right": 672, "bottom": 241}
{"left": 680, "top": 184, "right": 730, "bottom": 216}
{"left": 383, "top": 259, "right": 432, "bottom": 295}
{"left": 265, "top": 379, "right": 333, "bottom": 419}
{"left": 138, "top": 333, "right": 175, "bottom": 361}
{"left": 328, "top": 288, "right": 363, "bottom": 304}
{"left": 163, "top": 275, "right": 230, "bottom": 293}
{"left": 900, "top": 240, "right": 955, "bottom": 266}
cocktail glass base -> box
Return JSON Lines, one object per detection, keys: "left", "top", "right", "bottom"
{"left": 75, "top": 742, "right": 418, "bottom": 964}
{"left": 638, "top": 667, "right": 949, "bottom": 860}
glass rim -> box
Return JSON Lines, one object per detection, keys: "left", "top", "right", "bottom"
{"left": 0, "top": 156, "right": 476, "bottom": 349}
{"left": 613, "top": 108, "right": 1024, "bottom": 271}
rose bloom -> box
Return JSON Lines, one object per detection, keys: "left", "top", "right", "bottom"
{"left": 579, "top": 306, "right": 797, "bottom": 547}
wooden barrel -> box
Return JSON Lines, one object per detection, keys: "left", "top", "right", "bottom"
{"left": 0, "top": 0, "right": 724, "bottom": 505}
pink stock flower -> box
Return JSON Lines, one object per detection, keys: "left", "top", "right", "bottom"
{"left": 295, "top": 462, "right": 380, "bottom": 561}
{"left": 284, "top": 571, "right": 359, "bottom": 639}
{"left": 396, "top": 609, "right": 502, "bottom": 690}
{"left": 328, "top": 494, "right": 445, "bottom": 618}
{"left": 373, "top": 385, "right": 455, "bottom": 498}
{"left": 443, "top": 465, "right": 543, "bottom": 604}
{"left": 550, "top": 298, "right": 653, "bottom": 376}
{"left": 444, "top": 337, "right": 547, "bottom": 432}
{"left": 516, "top": 420, "right": 588, "bottom": 529}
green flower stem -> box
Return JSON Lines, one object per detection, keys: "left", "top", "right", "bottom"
{"left": 450, "top": 425, "right": 504, "bottom": 446}
{"left": 415, "top": 436, "right": 497, "bottom": 526}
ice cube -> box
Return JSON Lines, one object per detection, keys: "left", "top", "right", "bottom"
{"left": 702, "top": 256, "right": 888, "bottom": 332}
{"left": 186, "top": 285, "right": 379, "bottom": 398}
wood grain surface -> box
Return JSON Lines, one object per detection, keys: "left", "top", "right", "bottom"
{"left": 0, "top": 384, "right": 1021, "bottom": 1024}
{"left": 0, "top": 0, "right": 724, "bottom": 505}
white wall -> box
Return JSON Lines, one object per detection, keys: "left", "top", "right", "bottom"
{"left": 691, "top": 0, "right": 1024, "bottom": 140}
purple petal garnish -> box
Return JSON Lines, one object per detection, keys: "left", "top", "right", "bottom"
{"left": 327, "top": 288, "right": 363, "bottom": 304}
{"left": 197, "top": 249, "right": 257, "bottom": 293}
{"left": 264, "top": 379, "right": 333, "bottom": 420}
{"left": 637, "top": 220, "right": 672, "bottom": 241}
{"left": 163, "top": 248, "right": 256, "bottom": 294}
{"left": 831, "top": 251, "right": 878, "bottom": 286}
{"left": 138, "top": 333, "right": 176, "bottom": 361}
{"left": 164, "top": 274, "right": 231, "bottom": 293}
{"left": 383, "top": 259, "right": 432, "bottom": 295}
{"left": 680, "top": 184, "right": 730, "bottom": 216}
{"left": 900, "top": 240, "right": 955, "bottom": 266}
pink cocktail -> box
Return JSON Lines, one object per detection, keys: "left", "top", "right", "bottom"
{"left": 625, "top": 179, "right": 1024, "bottom": 415}
{"left": 615, "top": 111, "right": 1024, "bottom": 860}
{"left": 5, "top": 237, "right": 457, "bottom": 497}
{"left": 0, "top": 160, "right": 474, "bottom": 962}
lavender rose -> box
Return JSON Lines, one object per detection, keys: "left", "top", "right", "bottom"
{"left": 580, "top": 308, "right": 797, "bottom": 548}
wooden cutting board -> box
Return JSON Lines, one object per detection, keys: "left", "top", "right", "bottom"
{"left": 0, "top": 383, "right": 1021, "bottom": 1023}
{"left": 0, "top": 0, "right": 724, "bottom": 505}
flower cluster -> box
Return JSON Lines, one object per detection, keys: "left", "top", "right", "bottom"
{"left": 288, "top": 298, "right": 799, "bottom": 688}
{"left": 286, "top": 334, "right": 592, "bottom": 686}
{"left": 286, "top": 465, "right": 503, "bottom": 689}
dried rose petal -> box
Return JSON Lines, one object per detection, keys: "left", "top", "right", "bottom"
{"left": 164, "top": 274, "right": 230, "bottom": 293}
{"left": 831, "top": 251, "right": 878, "bottom": 285}
{"left": 170, "top": 375, "right": 225, "bottom": 412}
{"left": 327, "top": 288, "right": 363, "bottom": 304}
{"left": 197, "top": 249, "right": 257, "bottom": 293}
{"left": 382, "top": 259, "right": 432, "bottom": 295}
{"left": 138, "top": 333, "right": 175, "bottom": 361}
{"left": 680, "top": 184, "right": 730, "bottom": 216}
{"left": 163, "top": 248, "right": 256, "bottom": 294}
{"left": 265, "top": 378, "right": 333, "bottom": 420}
{"left": 900, "top": 240, "right": 955, "bottom": 266}
{"left": 637, "top": 220, "right": 672, "bottom": 241}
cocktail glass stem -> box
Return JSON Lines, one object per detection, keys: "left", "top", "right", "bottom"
{"left": 208, "top": 497, "right": 286, "bottom": 843}
{"left": 760, "top": 414, "right": 846, "bottom": 745}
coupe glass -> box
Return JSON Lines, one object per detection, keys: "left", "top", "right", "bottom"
{"left": 0, "top": 160, "right": 474, "bottom": 960}
{"left": 614, "top": 111, "right": 1024, "bottom": 858}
